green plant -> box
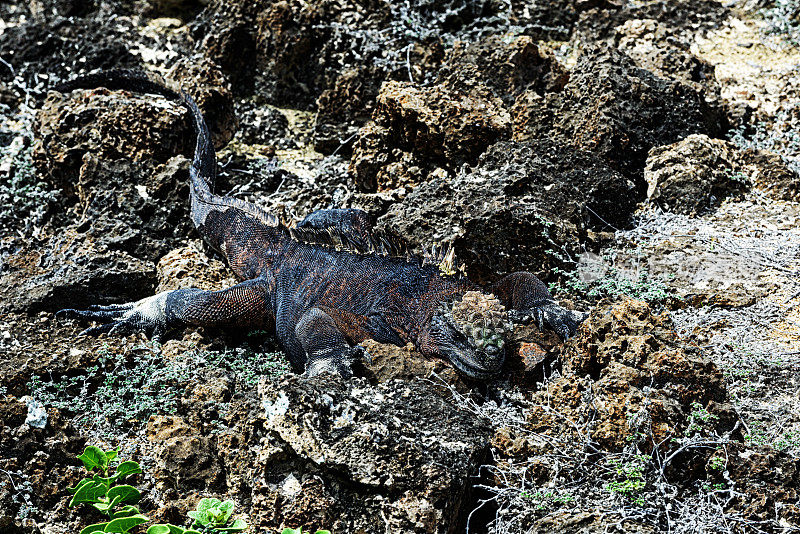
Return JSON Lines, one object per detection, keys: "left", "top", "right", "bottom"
{"left": 68, "top": 446, "right": 149, "bottom": 534}
{"left": 550, "top": 263, "right": 669, "bottom": 305}
{"left": 519, "top": 489, "right": 575, "bottom": 510}
{"left": 146, "top": 526, "right": 200, "bottom": 534}
{"left": 0, "top": 134, "right": 56, "bottom": 235}
{"left": 761, "top": 0, "right": 800, "bottom": 47}
{"left": 708, "top": 455, "right": 726, "bottom": 471}
{"left": 69, "top": 446, "right": 205, "bottom": 534}
{"left": 188, "top": 498, "right": 247, "bottom": 533}
{"left": 281, "top": 528, "right": 331, "bottom": 534}
{"left": 604, "top": 455, "right": 649, "bottom": 506}
{"left": 685, "top": 402, "right": 720, "bottom": 436}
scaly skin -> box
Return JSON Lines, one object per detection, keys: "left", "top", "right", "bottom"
{"left": 55, "top": 71, "right": 587, "bottom": 379}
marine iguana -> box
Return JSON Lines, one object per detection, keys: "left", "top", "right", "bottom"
{"left": 56, "top": 71, "right": 586, "bottom": 379}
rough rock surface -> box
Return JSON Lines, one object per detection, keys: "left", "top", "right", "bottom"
{"left": 646, "top": 134, "right": 800, "bottom": 214}
{"left": 576, "top": 0, "right": 729, "bottom": 44}
{"left": 222, "top": 375, "right": 490, "bottom": 532}
{"left": 490, "top": 299, "right": 738, "bottom": 527}
{"left": 0, "top": 89, "right": 199, "bottom": 313}
{"left": 557, "top": 299, "right": 732, "bottom": 450}
{"left": 614, "top": 18, "right": 720, "bottom": 98}
{"left": 513, "top": 45, "right": 727, "bottom": 188}
{"left": 707, "top": 442, "right": 800, "bottom": 524}
{"left": 645, "top": 134, "right": 751, "bottom": 215}
{"left": 379, "top": 140, "right": 636, "bottom": 283}
{"left": 350, "top": 80, "right": 511, "bottom": 192}
{"left": 167, "top": 54, "right": 237, "bottom": 148}
{"left": 34, "top": 89, "right": 192, "bottom": 181}
{"left": 156, "top": 241, "right": 236, "bottom": 293}
{"left": 0, "top": 154, "right": 190, "bottom": 313}
{"left": 0, "top": 396, "right": 86, "bottom": 532}
{"left": 436, "top": 35, "right": 569, "bottom": 104}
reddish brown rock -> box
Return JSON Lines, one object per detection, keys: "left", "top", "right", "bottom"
{"left": 34, "top": 88, "right": 191, "bottom": 185}
{"left": 707, "top": 442, "right": 800, "bottom": 525}
{"left": 349, "top": 80, "right": 511, "bottom": 192}
{"left": 168, "top": 54, "right": 237, "bottom": 148}
{"left": 437, "top": 35, "right": 569, "bottom": 103}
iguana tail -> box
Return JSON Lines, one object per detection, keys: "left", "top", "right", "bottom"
{"left": 55, "top": 71, "right": 283, "bottom": 276}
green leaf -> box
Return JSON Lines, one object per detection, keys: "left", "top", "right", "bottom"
{"left": 70, "top": 480, "right": 109, "bottom": 506}
{"left": 113, "top": 461, "right": 142, "bottom": 481}
{"left": 217, "top": 500, "right": 234, "bottom": 524}
{"left": 103, "top": 514, "right": 148, "bottom": 533}
{"left": 68, "top": 478, "right": 94, "bottom": 494}
{"left": 146, "top": 526, "right": 174, "bottom": 534}
{"left": 187, "top": 511, "right": 208, "bottom": 526}
{"left": 92, "top": 493, "right": 121, "bottom": 515}
{"left": 110, "top": 505, "right": 141, "bottom": 519}
{"left": 78, "top": 446, "right": 108, "bottom": 472}
{"left": 281, "top": 529, "right": 301, "bottom": 534}
{"left": 79, "top": 523, "right": 109, "bottom": 534}
{"left": 215, "top": 519, "right": 248, "bottom": 533}
{"left": 105, "top": 450, "right": 119, "bottom": 464}
{"left": 184, "top": 531, "right": 202, "bottom": 534}
{"left": 314, "top": 531, "right": 331, "bottom": 534}
{"left": 107, "top": 485, "right": 141, "bottom": 505}
{"left": 197, "top": 498, "right": 221, "bottom": 514}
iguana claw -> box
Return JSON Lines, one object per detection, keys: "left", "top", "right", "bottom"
{"left": 508, "top": 301, "right": 588, "bottom": 340}
{"left": 56, "top": 292, "right": 171, "bottom": 342}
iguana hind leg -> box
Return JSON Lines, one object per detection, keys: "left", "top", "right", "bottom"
{"left": 57, "top": 279, "right": 272, "bottom": 342}
{"left": 492, "top": 272, "right": 587, "bottom": 340}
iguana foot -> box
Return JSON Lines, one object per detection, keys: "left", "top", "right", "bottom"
{"left": 303, "top": 345, "right": 371, "bottom": 379}
{"left": 56, "top": 291, "right": 172, "bottom": 342}
{"left": 508, "top": 301, "right": 588, "bottom": 341}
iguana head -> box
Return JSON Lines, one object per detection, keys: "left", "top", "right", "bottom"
{"left": 424, "top": 291, "right": 512, "bottom": 379}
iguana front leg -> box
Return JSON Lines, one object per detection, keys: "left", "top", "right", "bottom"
{"left": 492, "top": 272, "right": 587, "bottom": 340}
{"left": 290, "top": 307, "right": 369, "bottom": 379}
{"left": 57, "top": 279, "right": 272, "bottom": 342}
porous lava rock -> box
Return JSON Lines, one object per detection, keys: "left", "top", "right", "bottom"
{"left": 0, "top": 154, "right": 191, "bottom": 313}
{"left": 740, "top": 148, "right": 800, "bottom": 202}
{"left": 312, "top": 66, "right": 383, "bottom": 155}
{"left": 436, "top": 35, "right": 569, "bottom": 104}
{"left": 645, "top": 134, "right": 800, "bottom": 214}
{"left": 378, "top": 139, "right": 636, "bottom": 283}
{"left": 350, "top": 80, "right": 511, "bottom": 192}
{"left": 575, "top": 0, "right": 729, "bottom": 44}
{"left": 706, "top": 442, "right": 800, "bottom": 525}
{"left": 3, "top": 87, "right": 199, "bottom": 313}
{"left": 645, "top": 134, "right": 751, "bottom": 215}
{"left": 0, "top": 396, "right": 86, "bottom": 531}
{"left": 147, "top": 415, "right": 224, "bottom": 491}
{"left": 234, "top": 101, "right": 295, "bottom": 148}
{"left": 492, "top": 299, "right": 737, "bottom": 497}
{"left": 156, "top": 241, "right": 236, "bottom": 293}
{"left": 34, "top": 88, "right": 192, "bottom": 182}
{"left": 168, "top": 54, "right": 237, "bottom": 148}
{"left": 513, "top": 45, "right": 727, "bottom": 188}
{"left": 0, "top": 13, "right": 142, "bottom": 91}
{"left": 220, "top": 374, "right": 490, "bottom": 533}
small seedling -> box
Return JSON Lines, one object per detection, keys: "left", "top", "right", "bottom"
{"left": 188, "top": 498, "right": 247, "bottom": 533}
{"left": 146, "top": 525, "right": 201, "bottom": 534}
{"left": 68, "top": 446, "right": 149, "bottom": 533}
{"left": 281, "top": 528, "right": 331, "bottom": 534}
